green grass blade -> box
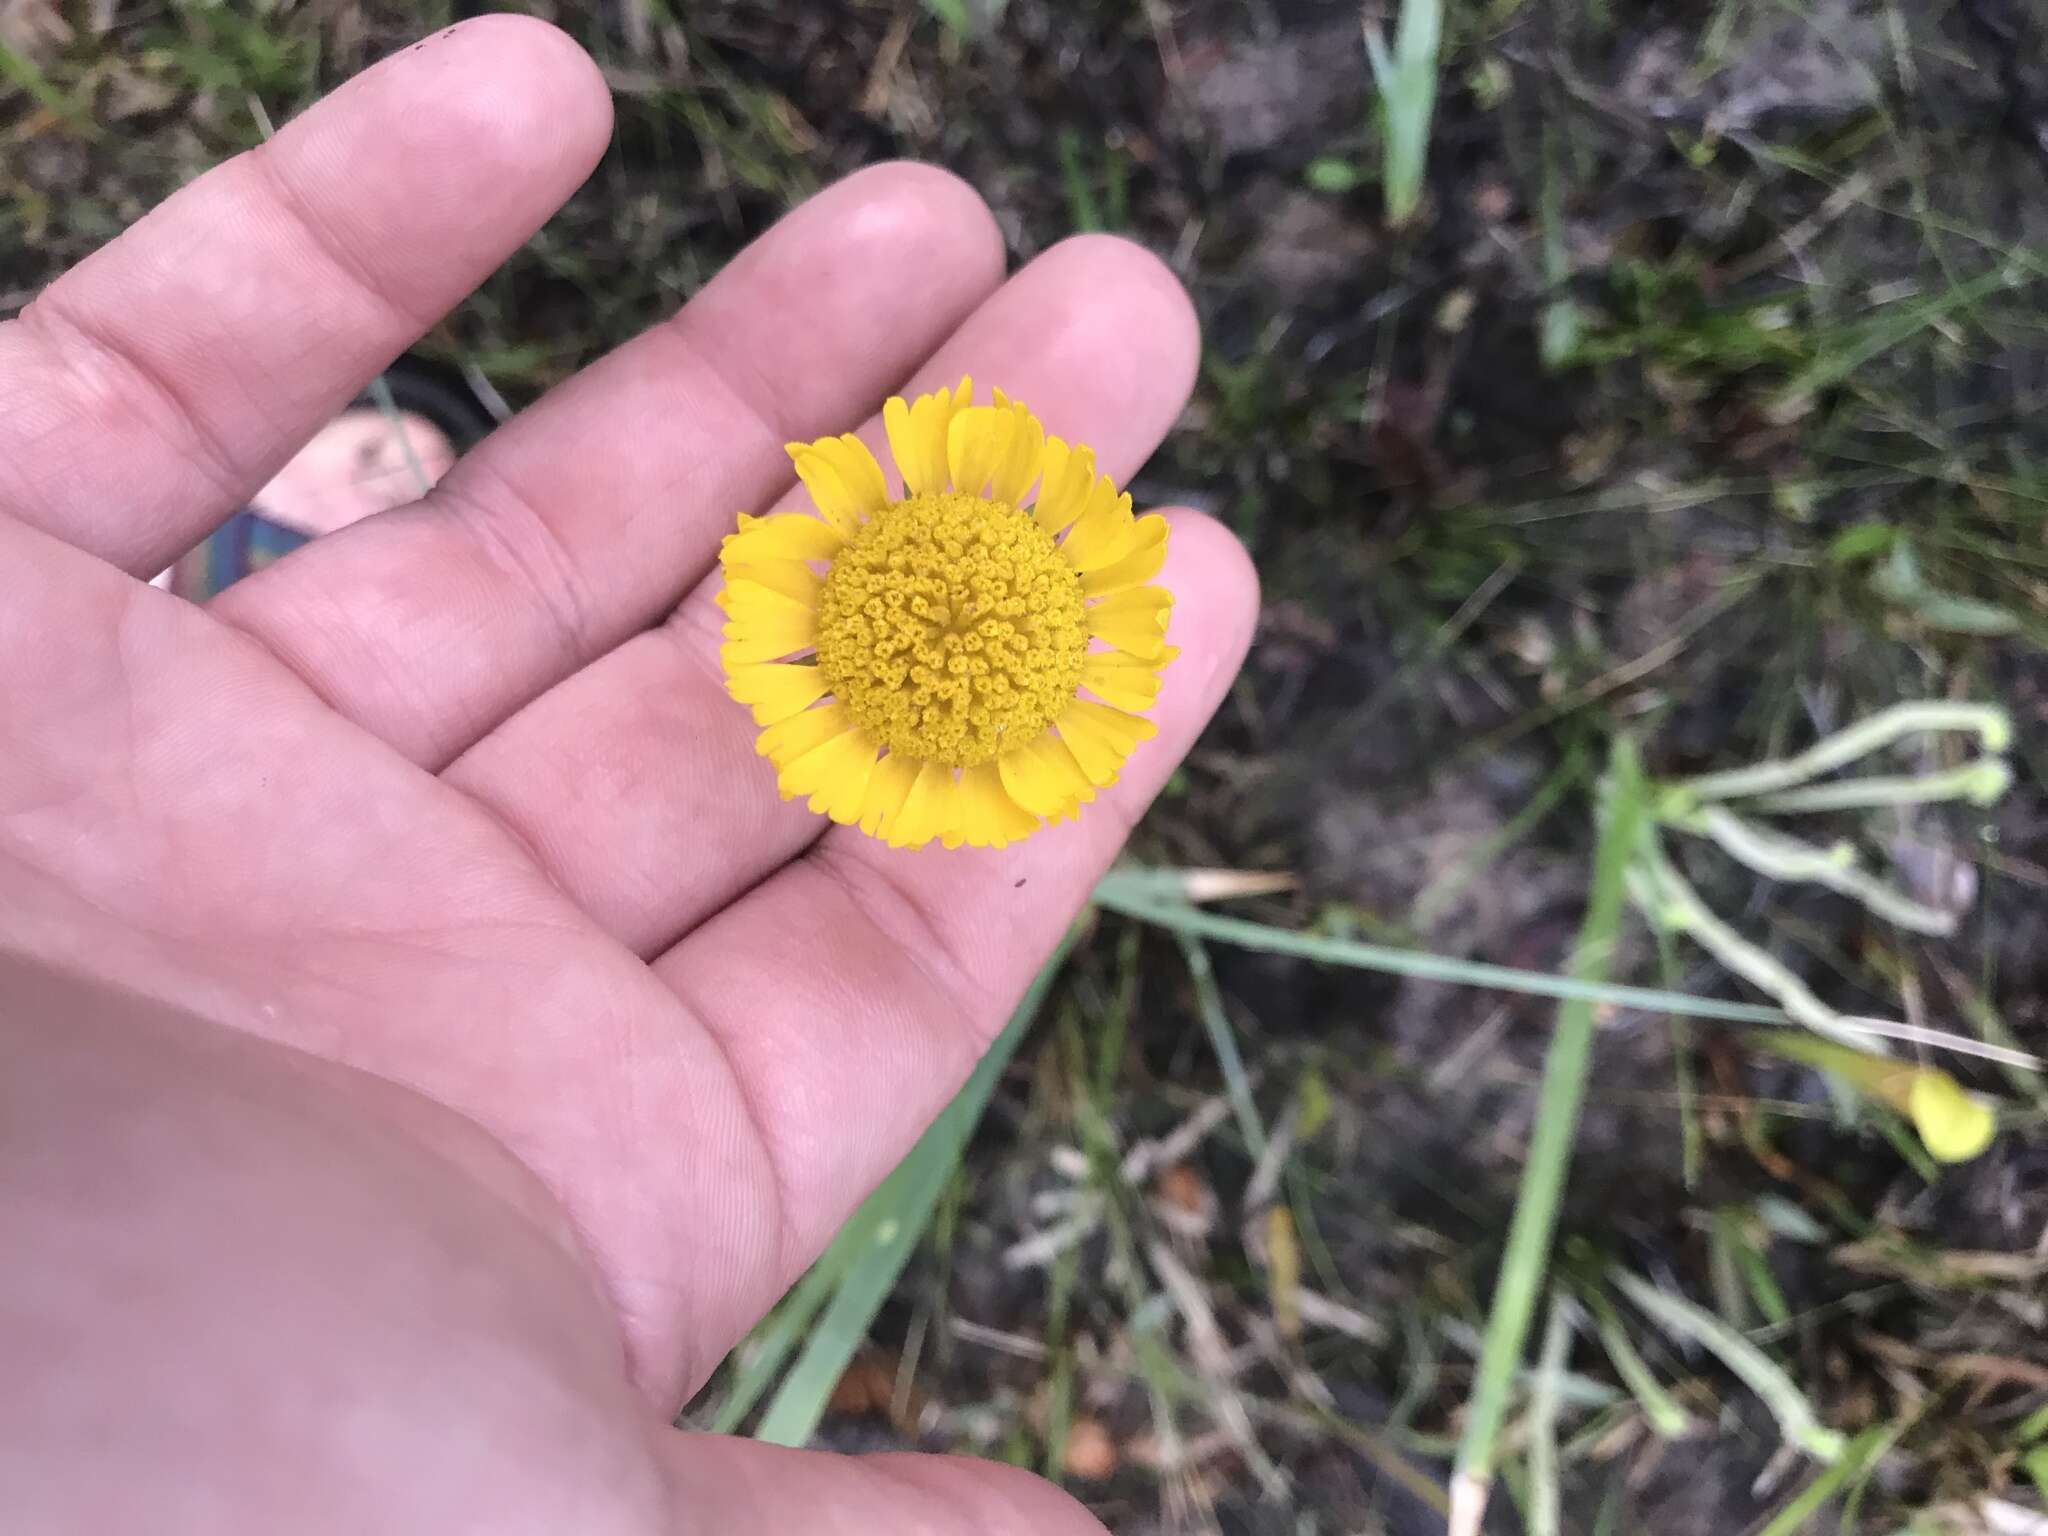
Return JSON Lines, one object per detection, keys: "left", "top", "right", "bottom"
{"left": 1091, "top": 883, "right": 1784, "bottom": 1028}
{"left": 1057, "top": 126, "right": 1101, "bottom": 233}
{"left": 1768, "top": 266, "right": 2014, "bottom": 417}
{"left": 1582, "top": 1288, "right": 1692, "bottom": 1439}
{"left": 1369, "top": 0, "right": 1443, "bottom": 228}
{"left": 707, "top": 1244, "right": 846, "bottom": 1434}
{"left": 751, "top": 933, "right": 1075, "bottom": 1447}
{"left": 1611, "top": 1270, "right": 1845, "bottom": 1462}
{"left": 1176, "top": 931, "right": 1266, "bottom": 1156}
{"left": 0, "top": 42, "right": 94, "bottom": 132}
{"left": 1527, "top": 1293, "right": 1575, "bottom": 1536}
{"left": 1447, "top": 738, "right": 1649, "bottom": 1536}
{"left": 1753, "top": 1427, "right": 1888, "bottom": 1536}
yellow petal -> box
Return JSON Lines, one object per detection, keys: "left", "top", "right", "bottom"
{"left": 999, "top": 417, "right": 1048, "bottom": 507}
{"left": 1061, "top": 482, "right": 1141, "bottom": 572}
{"left": 1086, "top": 586, "right": 1172, "bottom": 660}
{"left": 1080, "top": 651, "right": 1166, "bottom": 713}
{"left": 726, "top": 662, "right": 832, "bottom": 726}
{"left": 953, "top": 763, "right": 1041, "bottom": 848}
{"left": 1080, "top": 514, "right": 1170, "bottom": 596}
{"left": 781, "top": 725, "right": 880, "bottom": 824}
{"left": 946, "top": 406, "right": 1006, "bottom": 500}
{"left": 1907, "top": 1072, "right": 1997, "bottom": 1163}
{"left": 988, "top": 392, "right": 1047, "bottom": 504}
{"left": 821, "top": 433, "right": 889, "bottom": 512}
{"left": 722, "top": 511, "right": 844, "bottom": 565}
{"left": 890, "top": 760, "right": 958, "bottom": 850}
{"left": 721, "top": 578, "right": 816, "bottom": 625}
{"left": 723, "top": 632, "right": 809, "bottom": 667}
{"left": 943, "top": 396, "right": 1041, "bottom": 503}
{"left": 725, "top": 560, "right": 822, "bottom": 605}
{"left": 942, "top": 397, "right": 1032, "bottom": 499}
{"left": 884, "top": 376, "right": 972, "bottom": 496}
{"left": 1056, "top": 698, "right": 1155, "bottom": 786}
{"left": 1033, "top": 437, "right": 1098, "bottom": 535}
{"left": 881, "top": 398, "right": 926, "bottom": 497}
{"left": 757, "top": 702, "right": 852, "bottom": 769}
{"left": 998, "top": 733, "right": 1094, "bottom": 818}
{"left": 788, "top": 435, "right": 888, "bottom": 537}
{"left": 857, "top": 753, "right": 921, "bottom": 841}
{"left": 720, "top": 583, "right": 818, "bottom": 664}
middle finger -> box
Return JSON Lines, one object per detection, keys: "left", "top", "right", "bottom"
{"left": 213, "top": 163, "right": 1004, "bottom": 771}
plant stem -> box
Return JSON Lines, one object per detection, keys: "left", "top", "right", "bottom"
{"left": 1629, "top": 833, "right": 1876, "bottom": 1050}
{"left": 1744, "top": 758, "right": 2011, "bottom": 814}
{"left": 1674, "top": 701, "right": 2008, "bottom": 803}
{"left": 1684, "top": 806, "right": 1958, "bottom": 935}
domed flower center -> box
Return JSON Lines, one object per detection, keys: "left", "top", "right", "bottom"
{"left": 815, "top": 491, "right": 1088, "bottom": 769}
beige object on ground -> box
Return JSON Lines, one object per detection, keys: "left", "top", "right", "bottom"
{"left": 253, "top": 407, "right": 456, "bottom": 537}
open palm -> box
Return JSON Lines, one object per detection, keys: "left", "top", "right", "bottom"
{"left": 1, "top": 16, "right": 1254, "bottom": 1532}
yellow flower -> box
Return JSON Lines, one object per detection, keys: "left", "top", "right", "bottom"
{"left": 717, "top": 380, "right": 1175, "bottom": 850}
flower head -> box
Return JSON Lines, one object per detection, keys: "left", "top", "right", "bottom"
{"left": 718, "top": 380, "right": 1174, "bottom": 850}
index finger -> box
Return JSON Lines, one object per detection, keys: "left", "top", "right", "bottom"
{"left": 0, "top": 16, "right": 611, "bottom": 576}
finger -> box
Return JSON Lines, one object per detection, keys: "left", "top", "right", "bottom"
{"left": 0, "top": 16, "right": 611, "bottom": 576}
{"left": 443, "top": 235, "right": 1197, "bottom": 957}
{"left": 651, "top": 513, "right": 1257, "bottom": 1357}
{"left": 660, "top": 1436, "right": 1107, "bottom": 1536}
{"left": 215, "top": 163, "right": 1005, "bottom": 769}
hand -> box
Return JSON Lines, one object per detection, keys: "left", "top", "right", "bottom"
{"left": 0, "top": 16, "right": 1256, "bottom": 1534}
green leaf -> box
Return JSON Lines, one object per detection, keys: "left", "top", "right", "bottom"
{"left": 1368, "top": 0, "right": 1443, "bottom": 228}
{"left": 1824, "top": 523, "right": 1897, "bottom": 564}
{"left": 1306, "top": 156, "right": 1364, "bottom": 194}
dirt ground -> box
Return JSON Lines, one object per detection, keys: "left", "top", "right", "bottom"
{"left": 6, "top": 1, "right": 2047, "bottom": 1530}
